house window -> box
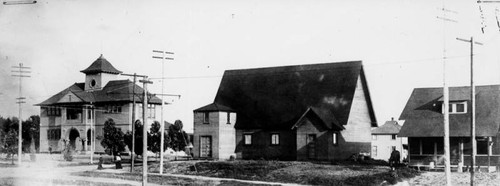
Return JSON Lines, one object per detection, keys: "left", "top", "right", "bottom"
{"left": 372, "top": 146, "right": 377, "bottom": 157}
{"left": 392, "top": 134, "right": 397, "bottom": 140}
{"left": 47, "top": 129, "right": 61, "bottom": 140}
{"left": 244, "top": 134, "right": 252, "bottom": 145}
{"left": 46, "top": 107, "right": 61, "bottom": 116}
{"left": 372, "top": 135, "right": 377, "bottom": 140}
{"left": 227, "top": 112, "right": 231, "bottom": 124}
{"left": 66, "top": 108, "right": 80, "bottom": 120}
{"left": 442, "top": 102, "right": 467, "bottom": 114}
{"left": 271, "top": 133, "right": 280, "bottom": 145}
{"left": 333, "top": 132, "right": 338, "bottom": 145}
{"left": 203, "top": 112, "right": 209, "bottom": 124}
{"left": 105, "top": 105, "right": 122, "bottom": 114}
{"left": 87, "top": 109, "right": 93, "bottom": 120}
{"left": 148, "top": 104, "right": 155, "bottom": 118}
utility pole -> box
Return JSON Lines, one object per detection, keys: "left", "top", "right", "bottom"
{"left": 139, "top": 77, "right": 152, "bottom": 186}
{"left": 437, "top": 5, "right": 457, "bottom": 186}
{"left": 12, "top": 63, "right": 30, "bottom": 165}
{"left": 457, "top": 37, "right": 483, "bottom": 186}
{"left": 152, "top": 49, "right": 174, "bottom": 174}
{"left": 122, "top": 73, "right": 148, "bottom": 173}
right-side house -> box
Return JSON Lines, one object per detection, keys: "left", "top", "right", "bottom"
{"left": 398, "top": 85, "right": 500, "bottom": 168}
{"left": 193, "top": 61, "right": 377, "bottom": 161}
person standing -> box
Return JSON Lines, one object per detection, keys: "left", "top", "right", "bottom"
{"left": 389, "top": 149, "right": 401, "bottom": 170}
{"left": 115, "top": 153, "right": 122, "bottom": 169}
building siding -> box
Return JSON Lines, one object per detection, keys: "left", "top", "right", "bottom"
{"left": 337, "top": 75, "right": 372, "bottom": 159}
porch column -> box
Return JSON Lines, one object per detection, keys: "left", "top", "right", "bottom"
{"left": 458, "top": 139, "right": 464, "bottom": 172}
{"left": 83, "top": 138, "right": 88, "bottom": 152}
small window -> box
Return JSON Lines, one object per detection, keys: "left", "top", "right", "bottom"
{"left": 372, "top": 146, "right": 377, "bottom": 157}
{"left": 442, "top": 102, "right": 467, "bottom": 114}
{"left": 203, "top": 112, "right": 209, "bottom": 124}
{"left": 148, "top": 104, "right": 155, "bottom": 118}
{"left": 372, "top": 135, "right": 377, "bottom": 140}
{"left": 244, "top": 134, "right": 252, "bottom": 145}
{"left": 271, "top": 133, "right": 280, "bottom": 145}
{"left": 333, "top": 132, "right": 339, "bottom": 145}
{"left": 391, "top": 134, "right": 397, "bottom": 140}
{"left": 227, "top": 112, "right": 231, "bottom": 124}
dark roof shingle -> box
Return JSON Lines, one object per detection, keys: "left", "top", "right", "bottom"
{"left": 211, "top": 61, "right": 376, "bottom": 130}
{"left": 80, "top": 54, "right": 122, "bottom": 74}
{"left": 37, "top": 80, "right": 161, "bottom": 106}
{"left": 372, "top": 120, "right": 401, "bottom": 134}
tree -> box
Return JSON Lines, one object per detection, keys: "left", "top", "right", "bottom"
{"left": 147, "top": 121, "right": 169, "bottom": 157}
{"left": 100, "top": 118, "right": 126, "bottom": 156}
{"left": 4, "top": 130, "right": 18, "bottom": 164}
{"left": 168, "top": 120, "right": 188, "bottom": 152}
{"left": 124, "top": 120, "right": 143, "bottom": 156}
{"left": 21, "top": 116, "right": 40, "bottom": 153}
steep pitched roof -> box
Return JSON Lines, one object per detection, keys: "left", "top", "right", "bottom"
{"left": 211, "top": 61, "right": 376, "bottom": 130}
{"left": 372, "top": 120, "right": 401, "bottom": 134}
{"left": 37, "top": 80, "right": 161, "bottom": 106}
{"left": 291, "top": 107, "right": 344, "bottom": 130}
{"left": 80, "top": 54, "right": 122, "bottom": 74}
{"left": 398, "top": 85, "right": 500, "bottom": 137}
{"left": 194, "top": 103, "right": 235, "bottom": 112}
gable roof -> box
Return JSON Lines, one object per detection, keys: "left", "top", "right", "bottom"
{"left": 211, "top": 61, "right": 376, "bottom": 130}
{"left": 37, "top": 79, "right": 162, "bottom": 106}
{"left": 372, "top": 120, "right": 401, "bottom": 134}
{"left": 291, "top": 107, "right": 344, "bottom": 130}
{"left": 194, "top": 102, "right": 235, "bottom": 112}
{"left": 80, "top": 54, "right": 122, "bottom": 74}
{"left": 398, "top": 85, "right": 500, "bottom": 137}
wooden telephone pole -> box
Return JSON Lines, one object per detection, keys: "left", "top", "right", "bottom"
{"left": 11, "top": 63, "right": 30, "bottom": 165}
{"left": 457, "top": 37, "right": 482, "bottom": 186}
{"left": 139, "top": 77, "right": 152, "bottom": 186}
{"left": 152, "top": 49, "right": 174, "bottom": 174}
{"left": 121, "top": 73, "right": 148, "bottom": 173}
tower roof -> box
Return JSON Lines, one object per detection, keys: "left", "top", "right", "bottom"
{"left": 80, "top": 54, "right": 122, "bottom": 74}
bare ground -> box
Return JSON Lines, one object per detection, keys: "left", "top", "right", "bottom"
{"left": 407, "top": 172, "right": 500, "bottom": 186}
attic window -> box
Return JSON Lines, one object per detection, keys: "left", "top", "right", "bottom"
{"left": 203, "top": 112, "right": 209, "bottom": 124}
{"left": 442, "top": 101, "right": 467, "bottom": 114}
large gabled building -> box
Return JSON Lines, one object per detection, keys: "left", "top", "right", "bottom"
{"left": 193, "top": 61, "right": 377, "bottom": 160}
{"left": 37, "top": 55, "right": 161, "bottom": 153}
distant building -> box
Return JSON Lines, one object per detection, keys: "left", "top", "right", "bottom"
{"left": 399, "top": 85, "right": 500, "bottom": 168}
{"left": 37, "top": 55, "right": 161, "bottom": 153}
{"left": 371, "top": 118, "right": 407, "bottom": 161}
{"left": 193, "top": 61, "right": 377, "bottom": 160}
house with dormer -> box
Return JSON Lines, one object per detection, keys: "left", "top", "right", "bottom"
{"left": 399, "top": 85, "right": 500, "bottom": 168}
{"left": 37, "top": 55, "right": 161, "bottom": 153}
{"left": 193, "top": 61, "right": 377, "bottom": 160}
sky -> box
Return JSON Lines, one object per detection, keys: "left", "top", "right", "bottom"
{"left": 1, "top": 0, "right": 500, "bottom": 132}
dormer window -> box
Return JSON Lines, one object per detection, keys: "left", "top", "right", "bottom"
{"left": 442, "top": 101, "right": 467, "bottom": 114}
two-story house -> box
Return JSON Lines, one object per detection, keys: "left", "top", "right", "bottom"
{"left": 193, "top": 61, "right": 377, "bottom": 160}
{"left": 371, "top": 118, "right": 407, "bottom": 161}
{"left": 36, "top": 55, "right": 161, "bottom": 153}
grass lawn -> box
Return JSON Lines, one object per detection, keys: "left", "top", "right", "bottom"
{"left": 0, "top": 177, "right": 128, "bottom": 186}
{"left": 156, "top": 160, "right": 419, "bottom": 185}
{"left": 73, "top": 171, "right": 269, "bottom": 186}
{"left": 75, "top": 160, "right": 418, "bottom": 185}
